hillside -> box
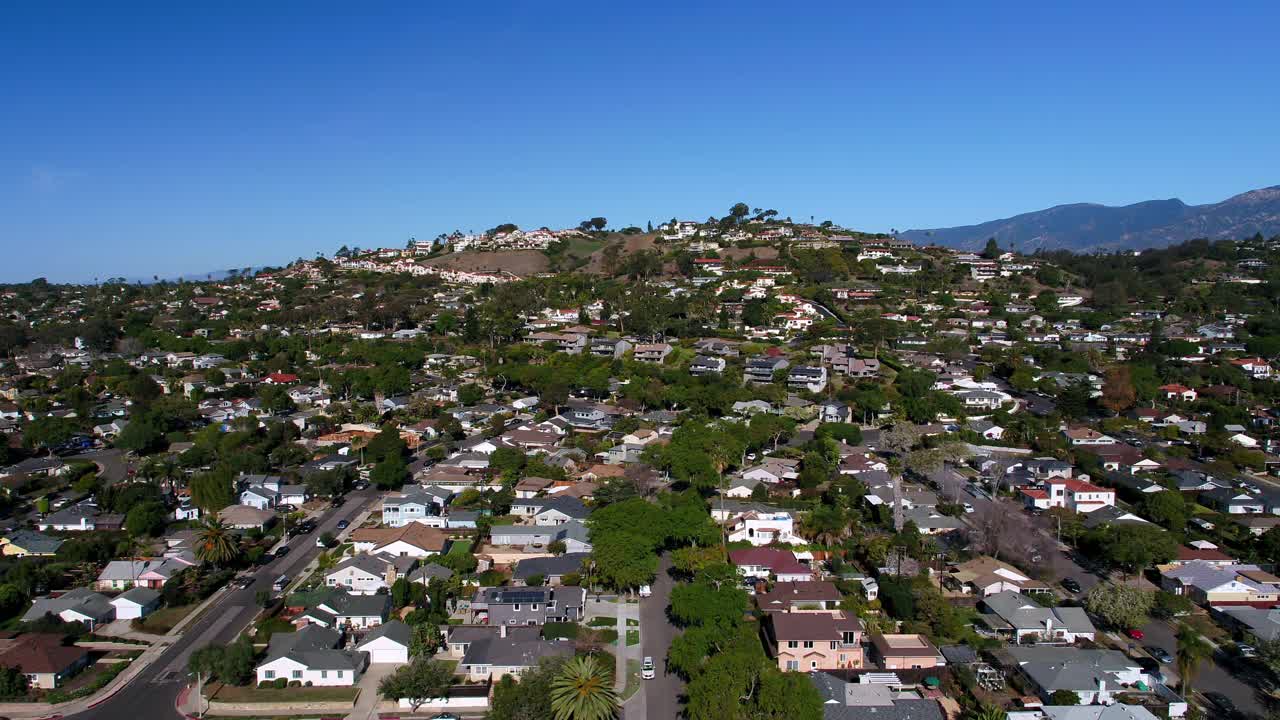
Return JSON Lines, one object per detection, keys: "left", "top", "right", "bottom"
{"left": 900, "top": 185, "right": 1280, "bottom": 253}
{"left": 422, "top": 250, "right": 550, "bottom": 276}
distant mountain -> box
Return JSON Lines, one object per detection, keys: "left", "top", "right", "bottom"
{"left": 899, "top": 186, "right": 1280, "bottom": 253}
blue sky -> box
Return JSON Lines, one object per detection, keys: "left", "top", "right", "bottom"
{"left": 2, "top": 1, "right": 1278, "bottom": 282}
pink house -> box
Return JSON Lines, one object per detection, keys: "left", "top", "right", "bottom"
{"left": 869, "top": 633, "right": 941, "bottom": 669}
{"left": 766, "top": 611, "right": 864, "bottom": 672}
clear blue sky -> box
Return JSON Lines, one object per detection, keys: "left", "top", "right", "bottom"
{"left": 3, "top": 1, "right": 1279, "bottom": 283}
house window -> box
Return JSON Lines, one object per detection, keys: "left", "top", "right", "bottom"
{"left": 336, "top": 671, "right": 343, "bottom": 678}
{"left": 514, "top": 604, "right": 521, "bottom": 611}
{"left": 320, "top": 670, "right": 327, "bottom": 679}
{"left": 292, "top": 670, "right": 302, "bottom": 679}
{"left": 787, "top": 641, "right": 798, "bottom": 649}
{"left": 264, "top": 670, "right": 275, "bottom": 679}
{"left": 811, "top": 661, "right": 818, "bottom": 670}
{"left": 531, "top": 604, "right": 539, "bottom": 611}
{"left": 802, "top": 641, "right": 814, "bottom": 649}
{"left": 786, "top": 661, "right": 799, "bottom": 671}
{"left": 830, "top": 642, "right": 837, "bottom": 650}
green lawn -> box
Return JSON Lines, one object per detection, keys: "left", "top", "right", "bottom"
{"left": 132, "top": 603, "right": 196, "bottom": 634}
{"left": 447, "top": 539, "right": 473, "bottom": 556}
{"left": 626, "top": 629, "right": 640, "bottom": 646}
{"left": 562, "top": 237, "right": 606, "bottom": 258}
{"left": 209, "top": 683, "right": 360, "bottom": 703}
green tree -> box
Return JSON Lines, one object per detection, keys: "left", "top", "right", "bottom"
{"left": 190, "top": 467, "right": 235, "bottom": 512}
{"left": 371, "top": 455, "right": 408, "bottom": 489}
{"left": 1176, "top": 623, "right": 1212, "bottom": 695}
{"left": 378, "top": 658, "right": 455, "bottom": 712}
{"left": 126, "top": 501, "right": 167, "bottom": 537}
{"left": 753, "top": 669, "right": 823, "bottom": 720}
{"left": 1142, "top": 491, "right": 1188, "bottom": 532}
{"left": 1083, "top": 583, "right": 1153, "bottom": 629}
{"left": 549, "top": 655, "right": 619, "bottom": 720}
{"left": 0, "top": 665, "right": 29, "bottom": 699}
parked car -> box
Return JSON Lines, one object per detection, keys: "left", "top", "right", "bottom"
{"left": 275, "top": 546, "right": 290, "bottom": 558}
{"left": 1237, "top": 643, "right": 1259, "bottom": 658}
{"left": 1203, "top": 692, "right": 1236, "bottom": 715}
{"left": 336, "top": 519, "right": 350, "bottom": 529}
{"left": 642, "top": 657, "right": 655, "bottom": 680}
{"left": 1147, "top": 647, "right": 1174, "bottom": 664}
{"left": 639, "top": 584, "right": 652, "bottom": 598}
{"left": 962, "top": 503, "right": 975, "bottom": 514}
{"left": 431, "top": 713, "right": 462, "bottom": 720}
{"left": 1126, "top": 628, "right": 1145, "bottom": 640}
{"left": 1061, "top": 578, "right": 1082, "bottom": 594}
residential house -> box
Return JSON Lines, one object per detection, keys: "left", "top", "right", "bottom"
{"left": 809, "top": 673, "right": 944, "bottom": 720}
{"left": 325, "top": 554, "right": 395, "bottom": 595}
{"left": 255, "top": 624, "right": 367, "bottom": 687}
{"left": 632, "top": 343, "right": 673, "bottom": 364}
{"left": 509, "top": 496, "right": 590, "bottom": 526}
{"left": 589, "top": 338, "right": 632, "bottom": 358}
{"left": 1007, "top": 647, "right": 1148, "bottom": 705}
{"left": 744, "top": 356, "right": 789, "bottom": 384}
{"left": 689, "top": 355, "right": 726, "bottom": 376}
{"left": 1021, "top": 478, "right": 1115, "bottom": 514}
{"left": 448, "top": 625, "right": 574, "bottom": 682}
{"left": 381, "top": 486, "right": 452, "bottom": 527}
{"left": 349, "top": 523, "right": 448, "bottom": 558}
{"left": 868, "top": 633, "right": 943, "bottom": 669}
{"left": 512, "top": 553, "right": 589, "bottom": 586}
{"left": 22, "top": 588, "right": 115, "bottom": 627}
{"left": 765, "top": 611, "right": 864, "bottom": 671}
{"left": 978, "top": 591, "right": 1097, "bottom": 643}
{"left": 356, "top": 619, "right": 412, "bottom": 664}
{"left": 110, "top": 587, "right": 162, "bottom": 620}
{"left": 1062, "top": 427, "right": 1116, "bottom": 446}
{"left": 488, "top": 521, "right": 592, "bottom": 554}
{"left": 729, "top": 547, "right": 815, "bottom": 582}
{"left": 787, "top": 366, "right": 829, "bottom": 393}
{"left": 37, "top": 499, "right": 123, "bottom": 532}
{"left": 218, "top": 504, "right": 276, "bottom": 531}
{"left": 95, "top": 557, "right": 188, "bottom": 591}
{"left": 469, "top": 586, "right": 586, "bottom": 625}
{"left": 726, "top": 510, "right": 803, "bottom": 545}
{"left": 756, "top": 581, "right": 842, "bottom": 613}
{"left": 1160, "top": 561, "right": 1280, "bottom": 607}
{"left": 0, "top": 634, "right": 91, "bottom": 689}
{"left": 1, "top": 530, "right": 64, "bottom": 557}
{"left": 947, "top": 557, "right": 1049, "bottom": 597}
{"left": 295, "top": 589, "right": 390, "bottom": 630}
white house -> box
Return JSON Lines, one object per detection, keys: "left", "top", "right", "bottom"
{"left": 1021, "top": 478, "right": 1115, "bottom": 514}
{"left": 256, "top": 625, "right": 367, "bottom": 687}
{"left": 1230, "top": 433, "right": 1259, "bottom": 448}
{"left": 726, "top": 511, "right": 803, "bottom": 546}
{"left": 356, "top": 619, "right": 411, "bottom": 664}
{"left": 325, "top": 555, "right": 391, "bottom": 595}
{"left": 110, "top": 587, "right": 161, "bottom": 620}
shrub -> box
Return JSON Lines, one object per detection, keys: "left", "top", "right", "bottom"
{"left": 274, "top": 678, "right": 288, "bottom": 689}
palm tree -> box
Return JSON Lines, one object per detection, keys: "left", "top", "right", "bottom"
{"left": 966, "top": 704, "right": 1006, "bottom": 720}
{"left": 1176, "top": 623, "right": 1212, "bottom": 695}
{"left": 195, "top": 518, "right": 241, "bottom": 568}
{"left": 549, "top": 655, "right": 619, "bottom": 720}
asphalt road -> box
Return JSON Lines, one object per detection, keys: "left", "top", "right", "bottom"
{"left": 1137, "top": 618, "right": 1274, "bottom": 718}
{"left": 69, "top": 487, "right": 378, "bottom": 720}
{"left": 70, "top": 448, "right": 132, "bottom": 484}
{"left": 626, "top": 554, "right": 684, "bottom": 720}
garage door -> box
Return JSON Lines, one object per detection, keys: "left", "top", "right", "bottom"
{"left": 368, "top": 646, "right": 407, "bottom": 664}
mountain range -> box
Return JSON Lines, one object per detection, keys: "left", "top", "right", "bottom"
{"left": 899, "top": 185, "right": 1280, "bottom": 254}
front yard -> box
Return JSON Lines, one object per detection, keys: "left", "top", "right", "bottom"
{"left": 132, "top": 603, "right": 197, "bottom": 634}
{"left": 208, "top": 682, "right": 361, "bottom": 703}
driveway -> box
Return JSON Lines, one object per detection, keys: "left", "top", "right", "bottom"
{"left": 347, "top": 663, "right": 397, "bottom": 720}
{"left": 625, "top": 554, "right": 683, "bottom": 720}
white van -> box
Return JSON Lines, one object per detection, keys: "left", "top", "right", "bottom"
{"left": 638, "top": 584, "right": 652, "bottom": 598}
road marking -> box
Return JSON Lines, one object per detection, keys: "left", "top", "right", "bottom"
{"left": 160, "top": 605, "right": 246, "bottom": 677}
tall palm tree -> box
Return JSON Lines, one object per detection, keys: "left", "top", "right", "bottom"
{"left": 1176, "top": 623, "right": 1212, "bottom": 695}
{"left": 195, "top": 518, "right": 241, "bottom": 568}
{"left": 549, "top": 655, "right": 618, "bottom": 720}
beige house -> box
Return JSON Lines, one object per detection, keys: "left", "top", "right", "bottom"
{"left": 869, "top": 633, "right": 942, "bottom": 670}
